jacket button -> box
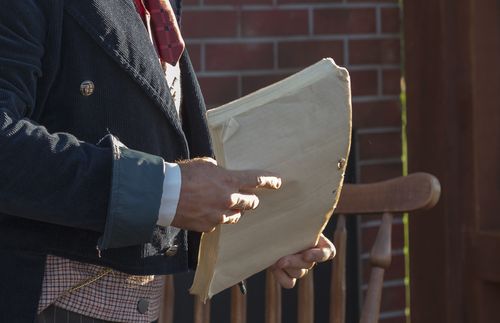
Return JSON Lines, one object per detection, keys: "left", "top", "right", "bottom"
{"left": 137, "top": 298, "right": 149, "bottom": 314}
{"left": 164, "top": 245, "right": 178, "bottom": 257}
{"left": 80, "top": 80, "right": 95, "bottom": 96}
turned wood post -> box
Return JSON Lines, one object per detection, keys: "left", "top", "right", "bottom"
{"left": 194, "top": 296, "right": 211, "bottom": 323}
{"left": 359, "top": 212, "right": 393, "bottom": 323}
{"left": 330, "top": 215, "right": 347, "bottom": 323}
{"left": 158, "top": 275, "right": 175, "bottom": 323}
{"left": 230, "top": 285, "right": 247, "bottom": 323}
{"left": 298, "top": 269, "right": 315, "bottom": 323}
{"left": 265, "top": 269, "right": 282, "bottom": 323}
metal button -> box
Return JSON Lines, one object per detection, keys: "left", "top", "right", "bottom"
{"left": 164, "top": 245, "right": 178, "bottom": 257}
{"left": 80, "top": 80, "right": 95, "bottom": 96}
{"left": 137, "top": 298, "right": 149, "bottom": 314}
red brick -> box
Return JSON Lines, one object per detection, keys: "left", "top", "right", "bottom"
{"left": 350, "top": 70, "right": 378, "bottom": 96}
{"left": 198, "top": 76, "right": 239, "bottom": 105}
{"left": 380, "top": 317, "right": 406, "bottom": 323}
{"left": 352, "top": 100, "right": 402, "bottom": 128}
{"left": 206, "top": 0, "right": 272, "bottom": 4}
{"left": 358, "top": 132, "right": 402, "bottom": 160}
{"left": 241, "top": 73, "right": 290, "bottom": 95}
{"left": 279, "top": 0, "right": 341, "bottom": 4}
{"left": 240, "top": 0, "right": 273, "bottom": 4}
{"left": 205, "top": 43, "right": 274, "bottom": 71}
{"left": 362, "top": 252, "right": 405, "bottom": 283}
{"left": 381, "top": 7, "right": 401, "bottom": 33}
{"left": 361, "top": 284, "right": 406, "bottom": 313}
{"left": 182, "top": 11, "right": 238, "bottom": 38}
{"left": 186, "top": 43, "right": 201, "bottom": 72}
{"left": 242, "top": 10, "right": 309, "bottom": 37}
{"left": 278, "top": 40, "right": 343, "bottom": 68}
{"left": 349, "top": 39, "right": 400, "bottom": 65}
{"left": 361, "top": 222, "right": 404, "bottom": 253}
{"left": 362, "top": 284, "right": 406, "bottom": 313}
{"left": 348, "top": 0, "right": 397, "bottom": 2}
{"left": 380, "top": 285, "right": 406, "bottom": 312}
{"left": 241, "top": 0, "right": 273, "bottom": 4}
{"left": 359, "top": 163, "right": 403, "bottom": 183}
{"left": 314, "top": 8, "right": 376, "bottom": 35}
{"left": 382, "top": 69, "right": 401, "bottom": 95}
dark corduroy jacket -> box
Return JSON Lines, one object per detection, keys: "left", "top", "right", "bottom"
{"left": 0, "top": 0, "right": 212, "bottom": 321}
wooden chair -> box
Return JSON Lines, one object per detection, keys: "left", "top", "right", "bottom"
{"left": 159, "top": 172, "right": 441, "bottom": 323}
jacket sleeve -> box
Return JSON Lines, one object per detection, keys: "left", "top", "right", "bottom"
{"left": 0, "top": 0, "right": 164, "bottom": 250}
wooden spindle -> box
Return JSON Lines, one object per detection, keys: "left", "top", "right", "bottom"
{"left": 230, "top": 285, "right": 247, "bottom": 323}
{"left": 330, "top": 215, "right": 347, "bottom": 323}
{"left": 158, "top": 275, "right": 175, "bottom": 323}
{"left": 297, "top": 269, "right": 314, "bottom": 323}
{"left": 265, "top": 269, "right": 282, "bottom": 323}
{"left": 194, "top": 296, "right": 211, "bottom": 323}
{"left": 359, "top": 212, "right": 393, "bottom": 323}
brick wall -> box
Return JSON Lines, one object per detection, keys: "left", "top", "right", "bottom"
{"left": 182, "top": 0, "right": 405, "bottom": 321}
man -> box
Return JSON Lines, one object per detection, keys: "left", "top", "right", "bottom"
{"left": 0, "top": 0, "right": 335, "bottom": 322}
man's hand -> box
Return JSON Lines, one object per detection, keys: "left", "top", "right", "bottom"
{"left": 270, "top": 234, "right": 336, "bottom": 289}
{"left": 171, "top": 157, "right": 281, "bottom": 232}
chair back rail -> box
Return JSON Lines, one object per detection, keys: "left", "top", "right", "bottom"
{"left": 158, "top": 173, "right": 440, "bottom": 323}
{"left": 335, "top": 173, "right": 440, "bottom": 214}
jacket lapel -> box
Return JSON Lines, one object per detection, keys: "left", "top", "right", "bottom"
{"left": 64, "top": 0, "right": 187, "bottom": 148}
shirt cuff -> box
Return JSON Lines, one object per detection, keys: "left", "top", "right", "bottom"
{"left": 157, "top": 162, "right": 182, "bottom": 227}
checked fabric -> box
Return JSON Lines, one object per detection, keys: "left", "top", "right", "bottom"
{"left": 135, "top": 0, "right": 185, "bottom": 65}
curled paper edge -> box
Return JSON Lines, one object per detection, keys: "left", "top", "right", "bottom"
{"left": 222, "top": 118, "right": 240, "bottom": 143}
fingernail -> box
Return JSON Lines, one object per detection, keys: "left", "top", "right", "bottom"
{"left": 260, "top": 176, "right": 272, "bottom": 186}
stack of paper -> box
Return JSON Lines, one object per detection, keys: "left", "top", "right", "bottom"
{"left": 190, "top": 58, "right": 352, "bottom": 301}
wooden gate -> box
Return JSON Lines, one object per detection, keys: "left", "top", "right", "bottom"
{"left": 405, "top": 0, "right": 500, "bottom": 322}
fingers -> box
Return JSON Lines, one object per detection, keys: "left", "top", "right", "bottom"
{"left": 180, "top": 156, "right": 218, "bottom": 166}
{"left": 275, "top": 236, "right": 335, "bottom": 269}
{"left": 222, "top": 170, "right": 280, "bottom": 222}
{"left": 275, "top": 254, "right": 315, "bottom": 271}
{"left": 284, "top": 268, "right": 309, "bottom": 279}
{"left": 270, "top": 235, "right": 336, "bottom": 289}
{"left": 302, "top": 235, "right": 336, "bottom": 263}
{"left": 205, "top": 192, "right": 258, "bottom": 228}
{"left": 221, "top": 211, "right": 242, "bottom": 224}
{"left": 217, "top": 193, "right": 258, "bottom": 227}
{"left": 272, "top": 253, "right": 313, "bottom": 289}
{"left": 233, "top": 170, "right": 282, "bottom": 190}
{"left": 272, "top": 267, "right": 297, "bottom": 289}
{"left": 174, "top": 157, "right": 282, "bottom": 233}
{"left": 230, "top": 193, "right": 259, "bottom": 210}
{"left": 202, "top": 157, "right": 218, "bottom": 165}
{"left": 256, "top": 175, "right": 282, "bottom": 189}
{"left": 271, "top": 266, "right": 309, "bottom": 289}
{"left": 302, "top": 248, "right": 333, "bottom": 263}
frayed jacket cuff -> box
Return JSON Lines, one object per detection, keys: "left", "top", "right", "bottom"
{"left": 97, "top": 134, "right": 164, "bottom": 250}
